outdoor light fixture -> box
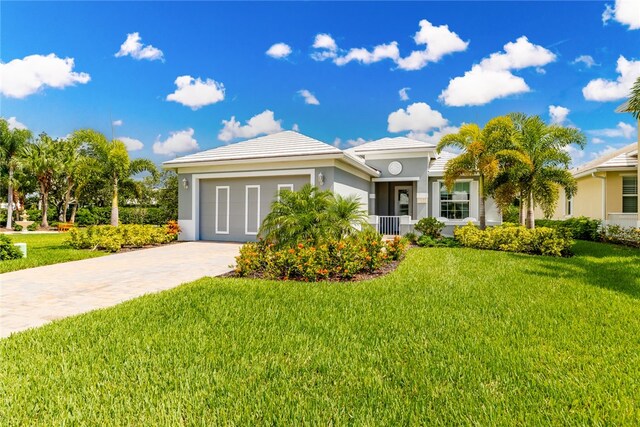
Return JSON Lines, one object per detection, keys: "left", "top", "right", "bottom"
{"left": 182, "top": 178, "right": 189, "bottom": 189}
{"left": 318, "top": 172, "right": 325, "bottom": 186}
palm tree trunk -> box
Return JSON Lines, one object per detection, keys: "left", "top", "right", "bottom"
{"left": 478, "top": 176, "right": 486, "bottom": 230}
{"left": 110, "top": 176, "right": 119, "bottom": 226}
{"left": 526, "top": 191, "right": 535, "bottom": 229}
{"left": 6, "top": 166, "right": 14, "bottom": 229}
{"left": 519, "top": 190, "right": 525, "bottom": 226}
{"left": 41, "top": 189, "right": 49, "bottom": 228}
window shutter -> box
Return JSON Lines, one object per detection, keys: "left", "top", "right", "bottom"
{"left": 470, "top": 180, "right": 479, "bottom": 219}
{"left": 432, "top": 181, "right": 440, "bottom": 217}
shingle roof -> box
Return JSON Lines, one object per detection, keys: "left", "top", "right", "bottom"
{"left": 163, "top": 131, "right": 342, "bottom": 165}
{"left": 572, "top": 142, "right": 638, "bottom": 176}
{"left": 428, "top": 150, "right": 459, "bottom": 175}
{"left": 347, "top": 136, "right": 436, "bottom": 153}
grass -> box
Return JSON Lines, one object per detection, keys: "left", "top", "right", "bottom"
{"left": 0, "top": 233, "right": 106, "bottom": 273}
{"left": 1, "top": 241, "right": 640, "bottom": 424}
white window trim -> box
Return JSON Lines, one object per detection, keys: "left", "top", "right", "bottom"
{"left": 436, "top": 179, "right": 475, "bottom": 220}
{"left": 277, "top": 184, "right": 294, "bottom": 201}
{"left": 215, "top": 186, "right": 230, "bottom": 234}
{"left": 622, "top": 175, "right": 638, "bottom": 214}
{"left": 245, "top": 185, "right": 260, "bottom": 235}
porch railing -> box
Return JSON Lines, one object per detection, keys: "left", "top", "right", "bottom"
{"left": 607, "top": 213, "right": 639, "bottom": 228}
{"left": 377, "top": 216, "right": 401, "bottom": 235}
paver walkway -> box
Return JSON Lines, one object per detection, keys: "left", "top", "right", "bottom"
{"left": 0, "top": 242, "right": 240, "bottom": 338}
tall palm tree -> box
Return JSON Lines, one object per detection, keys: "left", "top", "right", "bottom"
{"left": 56, "top": 136, "right": 86, "bottom": 222}
{"left": 436, "top": 116, "right": 514, "bottom": 229}
{"left": 71, "top": 129, "right": 157, "bottom": 226}
{"left": 0, "top": 119, "right": 32, "bottom": 229}
{"left": 508, "top": 113, "right": 586, "bottom": 228}
{"left": 23, "top": 134, "right": 59, "bottom": 228}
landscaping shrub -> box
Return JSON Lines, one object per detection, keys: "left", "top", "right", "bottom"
{"left": 417, "top": 235, "right": 460, "bottom": 248}
{"left": 414, "top": 217, "right": 445, "bottom": 238}
{"left": 12, "top": 224, "right": 23, "bottom": 232}
{"left": 66, "top": 223, "right": 177, "bottom": 252}
{"left": 454, "top": 223, "right": 573, "bottom": 257}
{"left": 601, "top": 225, "right": 640, "bottom": 248}
{"left": 74, "top": 207, "right": 172, "bottom": 226}
{"left": 535, "top": 216, "right": 601, "bottom": 241}
{"left": 403, "top": 231, "right": 418, "bottom": 244}
{"left": 501, "top": 204, "right": 520, "bottom": 224}
{"left": 27, "top": 222, "right": 38, "bottom": 231}
{"left": 235, "top": 228, "right": 406, "bottom": 282}
{"left": 0, "top": 234, "right": 23, "bottom": 260}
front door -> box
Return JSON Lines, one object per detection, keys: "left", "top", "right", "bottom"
{"left": 394, "top": 185, "right": 412, "bottom": 217}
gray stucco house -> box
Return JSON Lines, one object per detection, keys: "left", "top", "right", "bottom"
{"left": 163, "top": 131, "right": 501, "bottom": 241}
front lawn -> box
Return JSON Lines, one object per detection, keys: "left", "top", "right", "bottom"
{"left": 1, "top": 241, "right": 639, "bottom": 424}
{"left": 0, "top": 233, "right": 106, "bottom": 274}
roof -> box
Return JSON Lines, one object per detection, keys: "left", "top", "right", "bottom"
{"left": 347, "top": 136, "right": 436, "bottom": 154}
{"left": 427, "top": 150, "right": 458, "bottom": 175}
{"left": 162, "top": 130, "right": 379, "bottom": 176}
{"left": 572, "top": 142, "right": 638, "bottom": 177}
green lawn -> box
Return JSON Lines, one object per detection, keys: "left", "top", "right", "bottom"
{"left": 2, "top": 241, "right": 640, "bottom": 424}
{"left": 0, "top": 233, "right": 106, "bottom": 273}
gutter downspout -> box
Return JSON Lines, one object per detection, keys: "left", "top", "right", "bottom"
{"left": 592, "top": 172, "right": 607, "bottom": 224}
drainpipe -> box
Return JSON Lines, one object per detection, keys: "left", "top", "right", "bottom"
{"left": 591, "top": 172, "right": 607, "bottom": 224}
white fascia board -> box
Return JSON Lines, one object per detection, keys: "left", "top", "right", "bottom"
{"left": 163, "top": 153, "right": 343, "bottom": 169}
{"left": 360, "top": 150, "right": 435, "bottom": 160}
{"left": 573, "top": 166, "right": 636, "bottom": 179}
{"left": 372, "top": 177, "right": 421, "bottom": 182}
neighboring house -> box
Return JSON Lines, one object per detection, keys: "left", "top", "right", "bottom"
{"left": 163, "top": 131, "right": 501, "bottom": 241}
{"left": 541, "top": 142, "right": 639, "bottom": 228}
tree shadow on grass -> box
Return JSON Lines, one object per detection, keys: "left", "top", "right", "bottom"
{"left": 510, "top": 241, "right": 640, "bottom": 299}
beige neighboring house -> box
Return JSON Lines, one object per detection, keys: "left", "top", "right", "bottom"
{"left": 542, "top": 130, "right": 638, "bottom": 228}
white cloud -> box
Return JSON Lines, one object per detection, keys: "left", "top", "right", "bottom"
{"left": 266, "top": 43, "right": 292, "bottom": 59}
{"left": 388, "top": 102, "right": 448, "bottom": 133}
{"left": 166, "top": 75, "right": 225, "bottom": 110}
{"left": 292, "top": 123, "right": 300, "bottom": 132}
{"left": 115, "top": 32, "right": 164, "bottom": 61}
{"left": 298, "top": 89, "right": 320, "bottom": 105}
{"left": 572, "top": 55, "right": 598, "bottom": 68}
{"left": 153, "top": 128, "right": 198, "bottom": 156}
{"left": 592, "top": 137, "right": 605, "bottom": 144}
{"left": 119, "top": 136, "right": 144, "bottom": 151}
{"left": 440, "top": 36, "right": 556, "bottom": 106}
{"left": 396, "top": 19, "right": 469, "bottom": 71}
{"left": 590, "top": 145, "right": 619, "bottom": 160}
{"left": 218, "top": 110, "right": 283, "bottom": 142}
{"left": 588, "top": 122, "right": 636, "bottom": 139}
{"left": 311, "top": 34, "right": 338, "bottom": 61}
{"left": 399, "top": 87, "right": 410, "bottom": 101}
{"left": 112, "top": 119, "right": 123, "bottom": 127}
{"left": 603, "top": 0, "right": 640, "bottom": 30}
{"left": 345, "top": 137, "right": 370, "bottom": 147}
{"left": 5, "top": 117, "right": 27, "bottom": 130}
{"left": 311, "top": 20, "right": 467, "bottom": 71}
{"left": 407, "top": 126, "right": 460, "bottom": 145}
{"left": 0, "top": 53, "right": 90, "bottom": 99}
{"left": 582, "top": 55, "right": 640, "bottom": 101}
{"left": 332, "top": 137, "right": 342, "bottom": 148}
{"left": 549, "top": 105, "right": 570, "bottom": 125}
{"left": 564, "top": 145, "right": 586, "bottom": 166}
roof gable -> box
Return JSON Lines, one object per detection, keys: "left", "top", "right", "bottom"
{"left": 572, "top": 142, "right": 638, "bottom": 175}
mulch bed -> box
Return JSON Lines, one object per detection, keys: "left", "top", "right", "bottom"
{"left": 217, "top": 258, "right": 403, "bottom": 282}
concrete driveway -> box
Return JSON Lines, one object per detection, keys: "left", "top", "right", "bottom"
{"left": 0, "top": 242, "right": 240, "bottom": 338}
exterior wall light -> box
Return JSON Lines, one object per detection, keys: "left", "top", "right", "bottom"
{"left": 318, "top": 172, "right": 325, "bottom": 186}
{"left": 182, "top": 178, "right": 189, "bottom": 189}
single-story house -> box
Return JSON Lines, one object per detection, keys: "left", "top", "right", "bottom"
{"left": 163, "top": 131, "right": 501, "bottom": 241}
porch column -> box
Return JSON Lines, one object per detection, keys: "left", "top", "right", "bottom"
{"left": 369, "top": 181, "right": 376, "bottom": 215}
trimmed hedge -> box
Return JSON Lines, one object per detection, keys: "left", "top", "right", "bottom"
{"left": 535, "top": 217, "right": 601, "bottom": 241}
{"left": 235, "top": 229, "right": 408, "bottom": 282}
{"left": 0, "top": 235, "right": 23, "bottom": 260}
{"left": 75, "top": 207, "right": 172, "bottom": 226}
{"left": 455, "top": 223, "right": 573, "bottom": 257}
{"left": 66, "top": 224, "right": 178, "bottom": 252}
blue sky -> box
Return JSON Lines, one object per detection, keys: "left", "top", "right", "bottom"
{"left": 1, "top": 1, "right": 639, "bottom": 166}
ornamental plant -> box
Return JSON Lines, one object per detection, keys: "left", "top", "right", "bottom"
{"left": 0, "top": 235, "right": 23, "bottom": 261}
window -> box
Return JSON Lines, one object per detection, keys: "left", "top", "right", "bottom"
{"left": 440, "top": 182, "right": 470, "bottom": 219}
{"left": 566, "top": 195, "right": 573, "bottom": 216}
{"left": 622, "top": 176, "right": 638, "bottom": 213}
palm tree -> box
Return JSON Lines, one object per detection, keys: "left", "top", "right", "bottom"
{"left": 508, "top": 113, "right": 586, "bottom": 228}
{"left": 56, "top": 136, "right": 86, "bottom": 222}
{"left": 23, "top": 134, "right": 59, "bottom": 228}
{"left": 71, "top": 129, "right": 157, "bottom": 226}
{"left": 627, "top": 76, "right": 640, "bottom": 120}
{"left": 0, "top": 119, "right": 32, "bottom": 229}
{"left": 259, "top": 184, "right": 367, "bottom": 247}
{"left": 436, "top": 116, "right": 514, "bottom": 229}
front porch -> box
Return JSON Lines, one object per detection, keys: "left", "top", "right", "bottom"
{"left": 606, "top": 213, "right": 640, "bottom": 228}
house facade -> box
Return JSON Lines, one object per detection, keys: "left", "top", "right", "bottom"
{"left": 163, "top": 131, "right": 501, "bottom": 241}
{"left": 540, "top": 141, "right": 639, "bottom": 228}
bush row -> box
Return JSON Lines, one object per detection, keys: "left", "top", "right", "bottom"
{"left": 454, "top": 223, "right": 573, "bottom": 257}
{"left": 235, "top": 229, "right": 407, "bottom": 282}
{"left": 535, "top": 217, "right": 601, "bottom": 241}
{"left": 74, "top": 207, "right": 173, "bottom": 226}
{"left": 601, "top": 225, "right": 640, "bottom": 248}
{"left": 66, "top": 223, "right": 179, "bottom": 252}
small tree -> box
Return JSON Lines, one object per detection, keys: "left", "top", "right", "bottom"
{"left": 0, "top": 119, "right": 32, "bottom": 229}
{"left": 23, "top": 134, "right": 59, "bottom": 228}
